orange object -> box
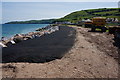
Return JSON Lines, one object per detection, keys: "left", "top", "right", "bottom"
{"left": 92, "top": 17, "right": 106, "bottom": 26}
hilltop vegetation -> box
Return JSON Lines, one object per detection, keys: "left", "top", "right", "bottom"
{"left": 5, "top": 8, "right": 120, "bottom": 24}
{"left": 6, "top": 19, "right": 56, "bottom": 24}
{"left": 61, "top": 8, "right": 120, "bottom": 22}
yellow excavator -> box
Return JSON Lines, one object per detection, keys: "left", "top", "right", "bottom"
{"left": 85, "top": 17, "right": 107, "bottom": 32}
{"left": 85, "top": 17, "right": 120, "bottom": 39}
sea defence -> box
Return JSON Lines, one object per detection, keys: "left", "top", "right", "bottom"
{"left": 2, "top": 26, "right": 76, "bottom": 63}
{"left": 0, "top": 25, "right": 59, "bottom": 47}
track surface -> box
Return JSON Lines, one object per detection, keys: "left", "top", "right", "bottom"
{"left": 2, "top": 26, "right": 76, "bottom": 63}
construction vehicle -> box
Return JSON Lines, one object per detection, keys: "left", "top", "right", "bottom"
{"left": 84, "top": 21, "right": 93, "bottom": 28}
{"left": 85, "top": 17, "right": 107, "bottom": 32}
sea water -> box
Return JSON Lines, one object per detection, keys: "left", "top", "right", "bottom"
{"left": 2, "top": 24, "right": 49, "bottom": 38}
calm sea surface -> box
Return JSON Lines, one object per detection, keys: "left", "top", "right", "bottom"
{"left": 2, "top": 24, "right": 49, "bottom": 38}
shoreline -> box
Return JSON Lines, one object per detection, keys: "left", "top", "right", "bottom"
{"left": 0, "top": 24, "right": 59, "bottom": 47}
{"left": 2, "top": 25, "right": 76, "bottom": 63}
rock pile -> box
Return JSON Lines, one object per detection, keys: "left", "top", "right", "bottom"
{"left": 0, "top": 25, "right": 59, "bottom": 47}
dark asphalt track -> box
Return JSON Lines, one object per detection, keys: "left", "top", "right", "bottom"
{"left": 2, "top": 26, "right": 76, "bottom": 63}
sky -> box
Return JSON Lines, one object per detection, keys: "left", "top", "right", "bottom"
{"left": 1, "top": 0, "right": 120, "bottom": 2}
{"left": 2, "top": 2, "right": 119, "bottom": 23}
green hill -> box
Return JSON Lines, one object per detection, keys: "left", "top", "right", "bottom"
{"left": 5, "top": 8, "right": 120, "bottom": 24}
{"left": 5, "top": 19, "right": 56, "bottom": 24}
{"left": 60, "top": 8, "right": 120, "bottom": 22}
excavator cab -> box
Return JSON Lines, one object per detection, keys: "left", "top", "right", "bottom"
{"left": 91, "top": 17, "right": 107, "bottom": 32}
{"left": 85, "top": 17, "right": 107, "bottom": 32}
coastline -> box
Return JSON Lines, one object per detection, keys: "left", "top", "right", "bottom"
{"left": 2, "top": 25, "right": 76, "bottom": 63}
{"left": 0, "top": 24, "right": 59, "bottom": 47}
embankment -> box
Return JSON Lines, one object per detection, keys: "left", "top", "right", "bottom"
{"left": 2, "top": 26, "right": 76, "bottom": 63}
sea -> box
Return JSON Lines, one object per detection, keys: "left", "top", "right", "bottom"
{"left": 1, "top": 24, "right": 49, "bottom": 38}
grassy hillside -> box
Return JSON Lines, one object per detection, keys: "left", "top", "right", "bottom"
{"left": 6, "top": 19, "right": 56, "bottom": 24}
{"left": 60, "top": 8, "right": 120, "bottom": 22}
{"left": 5, "top": 8, "right": 120, "bottom": 24}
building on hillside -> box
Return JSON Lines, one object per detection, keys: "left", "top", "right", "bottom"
{"left": 106, "top": 18, "right": 119, "bottom": 22}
